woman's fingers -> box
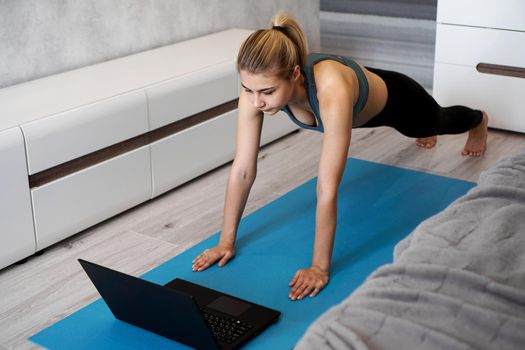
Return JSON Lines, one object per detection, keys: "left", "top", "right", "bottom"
{"left": 298, "top": 285, "right": 314, "bottom": 300}
{"left": 289, "top": 278, "right": 306, "bottom": 300}
{"left": 289, "top": 268, "right": 328, "bottom": 300}
{"left": 309, "top": 286, "right": 321, "bottom": 298}
{"left": 192, "top": 246, "right": 234, "bottom": 271}
{"left": 289, "top": 270, "right": 300, "bottom": 287}
{"left": 218, "top": 251, "right": 233, "bottom": 267}
{"left": 289, "top": 273, "right": 314, "bottom": 300}
{"left": 192, "top": 250, "right": 218, "bottom": 271}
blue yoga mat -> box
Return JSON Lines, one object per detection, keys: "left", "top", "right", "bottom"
{"left": 30, "top": 158, "right": 475, "bottom": 349}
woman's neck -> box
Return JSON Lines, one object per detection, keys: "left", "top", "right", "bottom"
{"left": 288, "top": 73, "right": 311, "bottom": 111}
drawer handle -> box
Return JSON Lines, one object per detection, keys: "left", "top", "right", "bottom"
{"left": 476, "top": 63, "right": 525, "bottom": 79}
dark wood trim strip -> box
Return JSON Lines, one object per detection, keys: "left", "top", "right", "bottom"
{"left": 29, "top": 99, "right": 239, "bottom": 189}
{"left": 148, "top": 99, "right": 238, "bottom": 143}
{"left": 28, "top": 134, "right": 149, "bottom": 189}
{"left": 476, "top": 63, "right": 525, "bottom": 79}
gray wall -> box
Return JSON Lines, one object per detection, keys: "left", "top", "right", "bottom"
{"left": 0, "top": 0, "right": 320, "bottom": 89}
{"left": 321, "top": 0, "right": 437, "bottom": 20}
{"left": 320, "top": 0, "right": 436, "bottom": 89}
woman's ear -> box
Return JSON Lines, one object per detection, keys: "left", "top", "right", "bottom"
{"left": 292, "top": 65, "right": 301, "bottom": 81}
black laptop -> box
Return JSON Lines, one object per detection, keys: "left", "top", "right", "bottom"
{"left": 78, "top": 259, "right": 280, "bottom": 349}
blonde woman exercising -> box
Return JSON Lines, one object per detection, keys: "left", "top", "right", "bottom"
{"left": 192, "top": 13, "right": 488, "bottom": 300}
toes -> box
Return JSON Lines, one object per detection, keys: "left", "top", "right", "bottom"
{"left": 415, "top": 137, "right": 437, "bottom": 149}
{"left": 462, "top": 149, "right": 485, "bottom": 157}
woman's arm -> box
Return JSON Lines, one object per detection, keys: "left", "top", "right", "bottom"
{"left": 312, "top": 119, "right": 351, "bottom": 269}
{"left": 192, "top": 90, "right": 263, "bottom": 271}
{"left": 219, "top": 92, "right": 264, "bottom": 245}
{"left": 289, "top": 61, "right": 355, "bottom": 300}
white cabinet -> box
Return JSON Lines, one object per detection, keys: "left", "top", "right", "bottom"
{"left": 150, "top": 109, "right": 297, "bottom": 198}
{"left": 147, "top": 61, "right": 240, "bottom": 197}
{"left": 151, "top": 110, "right": 238, "bottom": 197}
{"left": 260, "top": 111, "right": 298, "bottom": 146}
{"left": 0, "top": 29, "right": 297, "bottom": 269}
{"left": 146, "top": 55, "right": 296, "bottom": 198}
{"left": 21, "top": 89, "right": 152, "bottom": 251}
{"left": 31, "top": 147, "right": 152, "bottom": 250}
{"left": 436, "top": 0, "right": 525, "bottom": 32}
{"left": 147, "top": 62, "right": 239, "bottom": 130}
{"left": 0, "top": 127, "right": 36, "bottom": 267}
{"left": 433, "top": 0, "right": 525, "bottom": 132}
{"left": 21, "top": 90, "right": 149, "bottom": 174}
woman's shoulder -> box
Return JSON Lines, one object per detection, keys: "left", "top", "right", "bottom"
{"left": 307, "top": 52, "right": 344, "bottom": 62}
{"left": 311, "top": 56, "right": 357, "bottom": 93}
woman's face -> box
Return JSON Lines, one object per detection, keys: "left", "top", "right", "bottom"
{"left": 239, "top": 69, "right": 297, "bottom": 115}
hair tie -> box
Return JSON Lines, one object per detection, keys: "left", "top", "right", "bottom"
{"left": 272, "top": 25, "right": 287, "bottom": 34}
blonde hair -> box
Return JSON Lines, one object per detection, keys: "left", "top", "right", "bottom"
{"left": 237, "top": 12, "right": 308, "bottom": 79}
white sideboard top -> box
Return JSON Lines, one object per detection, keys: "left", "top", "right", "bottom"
{"left": 437, "top": 0, "right": 525, "bottom": 32}
{"left": 0, "top": 29, "right": 251, "bottom": 132}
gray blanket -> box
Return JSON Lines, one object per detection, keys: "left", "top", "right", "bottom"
{"left": 296, "top": 152, "right": 525, "bottom": 350}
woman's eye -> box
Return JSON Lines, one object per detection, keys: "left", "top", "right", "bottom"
{"left": 263, "top": 91, "right": 274, "bottom": 95}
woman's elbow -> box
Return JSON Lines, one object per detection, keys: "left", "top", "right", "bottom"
{"left": 231, "top": 165, "right": 257, "bottom": 184}
{"left": 316, "top": 183, "right": 338, "bottom": 203}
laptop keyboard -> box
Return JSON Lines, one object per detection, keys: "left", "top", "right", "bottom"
{"left": 202, "top": 311, "right": 253, "bottom": 344}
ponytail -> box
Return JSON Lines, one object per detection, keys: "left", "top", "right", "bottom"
{"left": 237, "top": 12, "right": 308, "bottom": 79}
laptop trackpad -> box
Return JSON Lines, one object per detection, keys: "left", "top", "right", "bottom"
{"left": 207, "top": 296, "right": 251, "bottom": 317}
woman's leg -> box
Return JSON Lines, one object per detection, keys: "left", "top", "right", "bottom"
{"left": 362, "top": 68, "right": 488, "bottom": 156}
{"left": 417, "top": 105, "right": 488, "bottom": 156}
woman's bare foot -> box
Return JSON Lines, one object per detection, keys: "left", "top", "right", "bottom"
{"left": 415, "top": 136, "right": 437, "bottom": 149}
{"left": 462, "top": 111, "right": 488, "bottom": 157}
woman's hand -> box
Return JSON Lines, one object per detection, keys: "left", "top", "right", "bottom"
{"left": 288, "top": 265, "right": 329, "bottom": 300}
{"left": 192, "top": 242, "right": 235, "bottom": 272}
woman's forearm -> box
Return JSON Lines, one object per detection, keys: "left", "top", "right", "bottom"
{"left": 219, "top": 167, "right": 256, "bottom": 246}
{"left": 311, "top": 194, "right": 338, "bottom": 272}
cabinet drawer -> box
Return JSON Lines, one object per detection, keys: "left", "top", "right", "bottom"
{"left": 433, "top": 62, "right": 525, "bottom": 132}
{"left": 437, "top": 0, "right": 525, "bottom": 32}
{"left": 150, "top": 110, "right": 237, "bottom": 197}
{"left": 435, "top": 24, "right": 525, "bottom": 69}
{"left": 0, "top": 127, "right": 35, "bottom": 268}
{"left": 21, "top": 90, "right": 149, "bottom": 175}
{"left": 146, "top": 61, "right": 239, "bottom": 130}
{"left": 150, "top": 110, "right": 297, "bottom": 198}
{"left": 31, "top": 147, "right": 152, "bottom": 250}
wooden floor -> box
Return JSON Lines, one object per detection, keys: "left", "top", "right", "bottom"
{"left": 1, "top": 124, "right": 525, "bottom": 349}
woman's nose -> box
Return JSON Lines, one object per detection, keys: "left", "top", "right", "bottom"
{"left": 254, "top": 94, "right": 265, "bottom": 108}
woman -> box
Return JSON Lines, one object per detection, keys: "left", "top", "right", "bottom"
{"left": 192, "top": 13, "right": 488, "bottom": 301}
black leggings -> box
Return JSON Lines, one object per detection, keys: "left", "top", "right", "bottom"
{"left": 360, "top": 67, "right": 483, "bottom": 138}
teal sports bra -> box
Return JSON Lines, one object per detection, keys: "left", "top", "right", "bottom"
{"left": 281, "top": 53, "right": 370, "bottom": 133}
